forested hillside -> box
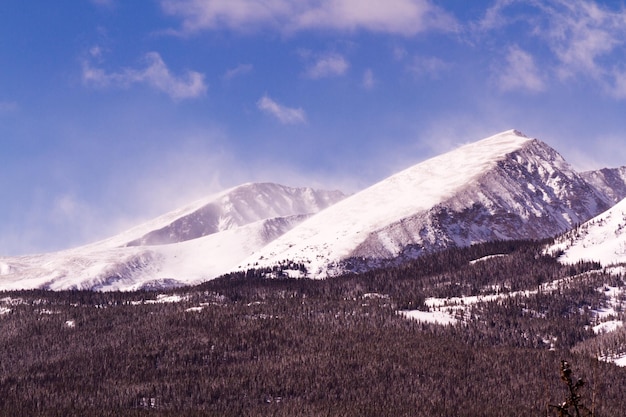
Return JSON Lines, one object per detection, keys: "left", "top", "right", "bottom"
{"left": 1, "top": 240, "right": 625, "bottom": 416}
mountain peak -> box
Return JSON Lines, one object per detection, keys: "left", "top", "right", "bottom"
{"left": 0, "top": 183, "right": 346, "bottom": 291}
{"left": 507, "top": 129, "right": 528, "bottom": 137}
{"left": 2, "top": 130, "right": 624, "bottom": 291}
{"left": 469, "top": 129, "right": 531, "bottom": 147}
{"left": 240, "top": 130, "right": 606, "bottom": 277}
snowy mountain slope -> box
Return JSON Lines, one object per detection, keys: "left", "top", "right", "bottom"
{"left": 0, "top": 214, "right": 309, "bottom": 291}
{"left": 82, "top": 183, "right": 344, "bottom": 249}
{"left": 240, "top": 130, "right": 614, "bottom": 277}
{"left": 581, "top": 166, "right": 626, "bottom": 205}
{"left": 548, "top": 197, "right": 626, "bottom": 266}
{"left": 125, "top": 183, "right": 344, "bottom": 246}
{"left": 0, "top": 184, "right": 344, "bottom": 291}
{"left": 2, "top": 129, "right": 625, "bottom": 291}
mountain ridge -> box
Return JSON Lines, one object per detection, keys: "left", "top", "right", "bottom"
{"left": 240, "top": 130, "right": 616, "bottom": 277}
{"left": 581, "top": 166, "right": 626, "bottom": 205}
{"left": 1, "top": 129, "right": 625, "bottom": 290}
{"left": 0, "top": 183, "right": 345, "bottom": 291}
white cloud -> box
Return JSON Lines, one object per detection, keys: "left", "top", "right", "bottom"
{"left": 541, "top": 0, "right": 626, "bottom": 97}
{"left": 362, "top": 69, "right": 375, "bottom": 89}
{"left": 392, "top": 45, "right": 408, "bottom": 61}
{"left": 223, "top": 63, "right": 253, "bottom": 80}
{"left": 477, "top": 0, "right": 626, "bottom": 98}
{"left": 304, "top": 53, "right": 349, "bottom": 79}
{"left": 160, "top": 0, "right": 457, "bottom": 36}
{"left": 257, "top": 95, "right": 306, "bottom": 124}
{"left": 540, "top": 0, "right": 624, "bottom": 80}
{"left": 82, "top": 52, "right": 207, "bottom": 100}
{"left": 294, "top": 0, "right": 457, "bottom": 35}
{"left": 89, "top": 45, "right": 104, "bottom": 59}
{"left": 474, "top": 0, "right": 516, "bottom": 32}
{"left": 496, "top": 46, "right": 545, "bottom": 93}
{"left": 407, "top": 55, "right": 449, "bottom": 78}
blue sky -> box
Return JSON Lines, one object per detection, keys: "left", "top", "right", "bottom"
{"left": 2, "top": 0, "right": 626, "bottom": 255}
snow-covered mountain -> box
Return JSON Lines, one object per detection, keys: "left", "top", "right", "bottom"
{"left": 240, "top": 130, "right": 616, "bottom": 277}
{"left": 1, "top": 129, "right": 625, "bottom": 291}
{"left": 581, "top": 167, "right": 626, "bottom": 205}
{"left": 548, "top": 197, "right": 626, "bottom": 267}
{"left": 123, "top": 182, "right": 345, "bottom": 247}
{"left": 0, "top": 183, "right": 345, "bottom": 291}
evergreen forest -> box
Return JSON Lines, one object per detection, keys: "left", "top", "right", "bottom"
{"left": 1, "top": 239, "right": 626, "bottom": 416}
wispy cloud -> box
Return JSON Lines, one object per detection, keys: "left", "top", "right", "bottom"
{"left": 223, "top": 63, "right": 253, "bottom": 80}
{"left": 539, "top": 0, "right": 624, "bottom": 80}
{"left": 362, "top": 69, "right": 376, "bottom": 89}
{"left": 293, "top": 0, "right": 458, "bottom": 35}
{"left": 474, "top": 0, "right": 516, "bottom": 32}
{"left": 476, "top": 0, "right": 626, "bottom": 98}
{"left": 160, "top": 0, "right": 458, "bottom": 36}
{"left": 407, "top": 55, "right": 449, "bottom": 78}
{"left": 392, "top": 45, "right": 408, "bottom": 61}
{"left": 611, "top": 69, "right": 626, "bottom": 100}
{"left": 496, "top": 46, "right": 545, "bottom": 93}
{"left": 257, "top": 95, "right": 306, "bottom": 125}
{"left": 82, "top": 52, "right": 207, "bottom": 100}
{"left": 51, "top": 194, "right": 90, "bottom": 228}
{"left": 304, "top": 53, "right": 349, "bottom": 79}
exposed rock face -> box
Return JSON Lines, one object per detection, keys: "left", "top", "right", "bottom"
{"left": 350, "top": 139, "right": 611, "bottom": 260}
{"left": 126, "top": 183, "right": 346, "bottom": 246}
{"left": 581, "top": 167, "right": 626, "bottom": 205}
{"left": 243, "top": 130, "right": 621, "bottom": 277}
{"left": 2, "top": 129, "right": 626, "bottom": 290}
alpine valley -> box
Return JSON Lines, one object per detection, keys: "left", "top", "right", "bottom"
{"left": 2, "top": 129, "right": 626, "bottom": 291}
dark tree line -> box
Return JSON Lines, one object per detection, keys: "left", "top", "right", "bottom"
{"left": 0, "top": 239, "right": 624, "bottom": 416}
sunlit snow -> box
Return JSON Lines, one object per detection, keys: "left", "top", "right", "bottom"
{"left": 550, "top": 197, "right": 626, "bottom": 266}
{"left": 593, "top": 320, "right": 623, "bottom": 334}
{"left": 399, "top": 309, "right": 458, "bottom": 325}
{"left": 242, "top": 130, "right": 533, "bottom": 276}
{"left": 0, "top": 184, "right": 343, "bottom": 291}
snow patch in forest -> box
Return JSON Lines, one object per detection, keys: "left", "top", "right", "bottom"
{"left": 613, "top": 355, "right": 626, "bottom": 367}
{"left": 469, "top": 254, "right": 507, "bottom": 264}
{"left": 599, "top": 353, "right": 626, "bottom": 367}
{"left": 595, "top": 286, "right": 626, "bottom": 320}
{"left": 402, "top": 276, "right": 625, "bottom": 335}
{"left": 399, "top": 309, "right": 457, "bottom": 325}
{"left": 593, "top": 320, "right": 623, "bottom": 334}
{"left": 144, "top": 294, "right": 186, "bottom": 304}
{"left": 0, "top": 296, "right": 24, "bottom": 305}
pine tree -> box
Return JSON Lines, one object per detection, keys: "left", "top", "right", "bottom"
{"left": 549, "top": 360, "right": 592, "bottom": 417}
